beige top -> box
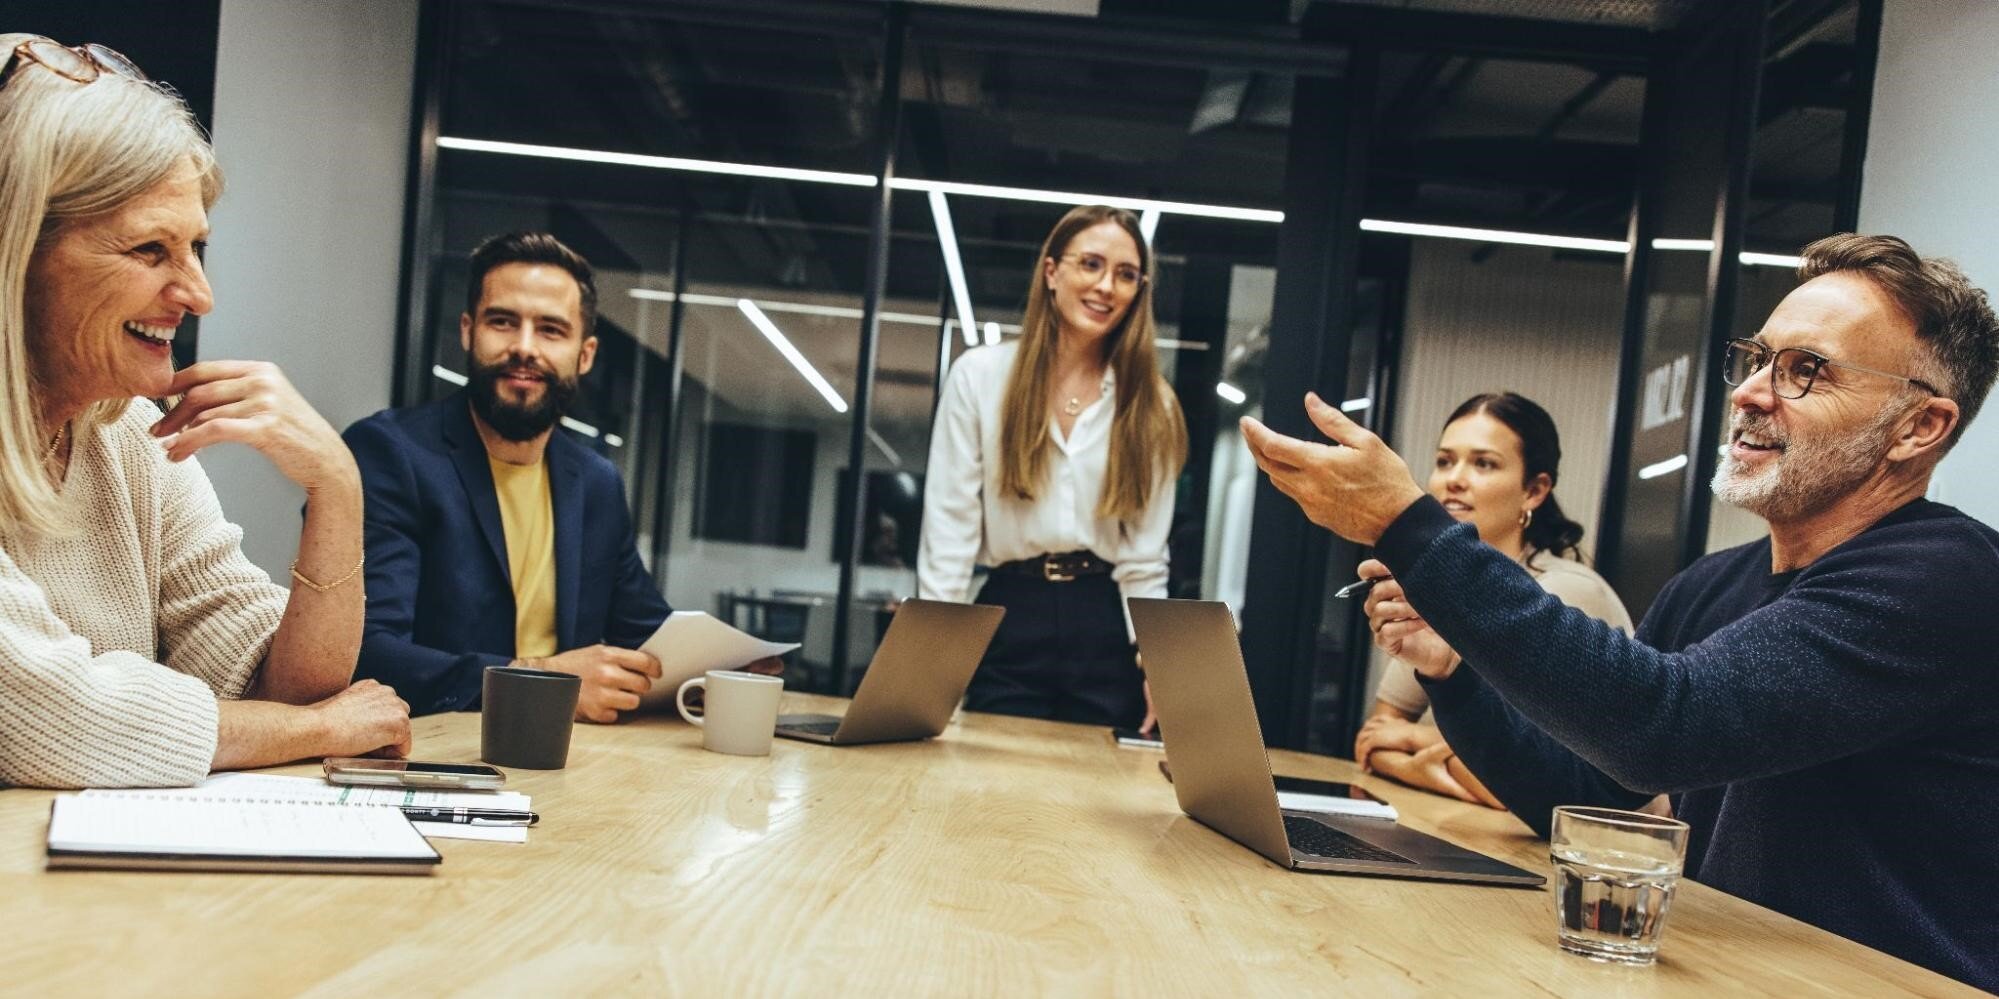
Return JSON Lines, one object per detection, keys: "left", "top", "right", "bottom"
{"left": 0, "top": 401, "right": 286, "bottom": 788}
{"left": 1373, "top": 550, "right": 1632, "bottom": 716}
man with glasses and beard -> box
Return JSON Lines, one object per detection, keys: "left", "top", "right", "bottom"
{"left": 1241, "top": 234, "right": 1999, "bottom": 990}
{"left": 345, "top": 232, "right": 681, "bottom": 721}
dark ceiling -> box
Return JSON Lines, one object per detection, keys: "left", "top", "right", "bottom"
{"left": 435, "top": 0, "right": 1863, "bottom": 319}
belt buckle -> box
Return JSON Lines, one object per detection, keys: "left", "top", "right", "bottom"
{"left": 1042, "top": 556, "right": 1077, "bottom": 582}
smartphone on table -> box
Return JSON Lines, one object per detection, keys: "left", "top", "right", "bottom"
{"left": 322, "top": 758, "right": 507, "bottom": 790}
{"left": 1110, "top": 726, "right": 1165, "bottom": 749}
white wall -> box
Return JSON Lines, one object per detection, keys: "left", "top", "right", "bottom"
{"left": 199, "top": 0, "right": 418, "bottom": 577}
{"left": 1858, "top": 0, "right": 1999, "bottom": 527}
{"left": 1391, "top": 241, "right": 1628, "bottom": 555}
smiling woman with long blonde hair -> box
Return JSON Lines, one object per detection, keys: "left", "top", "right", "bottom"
{"left": 918, "top": 205, "right": 1186, "bottom": 730}
{"left": 0, "top": 33, "right": 410, "bottom": 788}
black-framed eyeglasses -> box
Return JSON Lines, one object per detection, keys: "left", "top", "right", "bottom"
{"left": 1722, "top": 337, "right": 1939, "bottom": 400}
{"left": 1056, "top": 252, "right": 1147, "bottom": 291}
{"left": 0, "top": 37, "right": 147, "bottom": 92}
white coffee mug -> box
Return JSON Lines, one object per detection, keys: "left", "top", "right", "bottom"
{"left": 675, "top": 670, "right": 784, "bottom": 756}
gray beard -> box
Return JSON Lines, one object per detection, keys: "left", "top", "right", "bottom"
{"left": 1710, "top": 402, "right": 1906, "bottom": 522}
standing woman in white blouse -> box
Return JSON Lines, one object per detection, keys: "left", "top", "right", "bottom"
{"left": 918, "top": 205, "right": 1187, "bottom": 730}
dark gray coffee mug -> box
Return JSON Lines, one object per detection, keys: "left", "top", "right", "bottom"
{"left": 482, "top": 666, "right": 581, "bottom": 769}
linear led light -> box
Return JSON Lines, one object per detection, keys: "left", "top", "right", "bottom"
{"left": 630, "top": 289, "right": 941, "bottom": 327}
{"left": 1340, "top": 397, "right": 1372, "bottom": 413}
{"left": 737, "top": 299, "right": 848, "bottom": 414}
{"left": 866, "top": 427, "right": 902, "bottom": 467}
{"left": 892, "top": 176, "right": 1284, "bottom": 224}
{"left": 1638, "top": 453, "right": 1689, "bottom": 480}
{"left": 983, "top": 321, "right": 1002, "bottom": 346}
{"left": 1740, "top": 251, "right": 1805, "bottom": 269}
{"left": 1215, "top": 381, "right": 1247, "bottom": 405}
{"left": 435, "top": 136, "right": 875, "bottom": 188}
{"left": 431, "top": 364, "right": 619, "bottom": 445}
{"left": 1651, "top": 238, "right": 1806, "bottom": 269}
{"left": 927, "top": 191, "right": 980, "bottom": 347}
{"left": 444, "top": 136, "right": 1806, "bottom": 270}
{"left": 1139, "top": 208, "right": 1161, "bottom": 244}
{"left": 1360, "top": 219, "right": 1629, "bottom": 254}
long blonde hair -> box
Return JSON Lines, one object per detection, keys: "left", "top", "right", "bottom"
{"left": 0, "top": 34, "right": 221, "bottom": 536}
{"left": 998, "top": 205, "right": 1187, "bottom": 524}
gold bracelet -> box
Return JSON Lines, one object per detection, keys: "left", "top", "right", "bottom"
{"left": 290, "top": 554, "right": 364, "bottom": 593}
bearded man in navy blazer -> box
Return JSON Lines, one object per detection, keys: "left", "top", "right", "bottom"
{"left": 346, "top": 232, "right": 686, "bottom": 721}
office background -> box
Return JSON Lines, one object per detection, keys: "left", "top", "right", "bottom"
{"left": 20, "top": 0, "right": 1998, "bottom": 755}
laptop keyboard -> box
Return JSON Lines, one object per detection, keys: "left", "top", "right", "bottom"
{"left": 1283, "top": 815, "right": 1415, "bottom": 865}
{"left": 784, "top": 719, "right": 842, "bottom": 736}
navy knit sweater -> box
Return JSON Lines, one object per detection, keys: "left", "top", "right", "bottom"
{"left": 1376, "top": 496, "right": 1999, "bottom": 990}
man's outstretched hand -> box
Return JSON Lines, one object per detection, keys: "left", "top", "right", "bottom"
{"left": 1239, "top": 392, "right": 1426, "bottom": 545}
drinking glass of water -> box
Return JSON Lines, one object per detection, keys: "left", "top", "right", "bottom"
{"left": 1549, "top": 805, "right": 1691, "bottom": 965}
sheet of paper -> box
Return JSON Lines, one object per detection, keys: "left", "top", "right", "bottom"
{"left": 86, "top": 774, "right": 533, "bottom": 842}
{"left": 636, "top": 610, "right": 799, "bottom": 711}
{"left": 1277, "top": 791, "right": 1399, "bottom": 821}
{"left": 410, "top": 821, "right": 527, "bottom": 844}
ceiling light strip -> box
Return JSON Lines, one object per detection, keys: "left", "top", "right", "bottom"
{"left": 446, "top": 136, "right": 1808, "bottom": 270}
{"left": 1361, "top": 219, "right": 1629, "bottom": 254}
{"left": 736, "top": 299, "right": 848, "bottom": 413}
{"left": 927, "top": 191, "right": 980, "bottom": 347}
{"left": 889, "top": 177, "right": 1285, "bottom": 223}
{"left": 1637, "top": 453, "right": 1689, "bottom": 480}
{"left": 436, "top": 136, "right": 876, "bottom": 187}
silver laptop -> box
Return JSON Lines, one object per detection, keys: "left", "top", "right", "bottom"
{"left": 1130, "top": 598, "right": 1544, "bottom": 887}
{"left": 774, "top": 599, "right": 1004, "bottom": 745}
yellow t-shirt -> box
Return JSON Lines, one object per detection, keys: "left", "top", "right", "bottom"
{"left": 488, "top": 455, "right": 558, "bottom": 660}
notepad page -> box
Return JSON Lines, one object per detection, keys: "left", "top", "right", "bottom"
{"left": 48, "top": 796, "right": 437, "bottom": 859}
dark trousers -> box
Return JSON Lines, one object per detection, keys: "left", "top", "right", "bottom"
{"left": 965, "top": 570, "right": 1145, "bottom": 728}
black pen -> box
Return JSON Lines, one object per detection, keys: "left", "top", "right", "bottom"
{"left": 400, "top": 806, "right": 539, "bottom": 827}
{"left": 1333, "top": 574, "right": 1392, "bottom": 599}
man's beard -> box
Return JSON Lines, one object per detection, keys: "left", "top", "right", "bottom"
{"left": 1711, "top": 401, "right": 1906, "bottom": 522}
{"left": 467, "top": 355, "right": 579, "bottom": 442}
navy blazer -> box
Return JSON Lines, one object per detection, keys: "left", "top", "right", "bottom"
{"left": 344, "top": 393, "right": 671, "bottom": 715}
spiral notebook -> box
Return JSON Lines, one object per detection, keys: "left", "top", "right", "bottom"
{"left": 47, "top": 792, "right": 441, "bottom": 875}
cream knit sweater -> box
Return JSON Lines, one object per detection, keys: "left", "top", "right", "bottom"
{"left": 0, "top": 400, "right": 286, "bottom": 788}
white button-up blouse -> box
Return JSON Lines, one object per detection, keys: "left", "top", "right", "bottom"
{"left": 916, "top": 342, "right": 1176, "bottom": 634}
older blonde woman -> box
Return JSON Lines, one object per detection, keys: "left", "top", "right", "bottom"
{"left": 0, "top": 34, "right": 409, "bottom": 787}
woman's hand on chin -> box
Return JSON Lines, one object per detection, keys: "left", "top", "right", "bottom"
{"left": 151, "top": 360, "right": 358, "bottom": 493}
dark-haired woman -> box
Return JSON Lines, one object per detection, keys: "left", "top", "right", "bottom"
{"left": 917, "top": 205, "right": 1187, "bottom": 730}
{"left": 1355, "top": 393, "right": 1631, "bottom": 807}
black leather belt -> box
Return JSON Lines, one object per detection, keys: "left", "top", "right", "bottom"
{"left": 991, "top": 550, "right": 1114, "bottom": 582}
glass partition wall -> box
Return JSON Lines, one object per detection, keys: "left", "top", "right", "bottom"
{"left": 406, "top": 1, "right": 1317, "bottom": 696}
{"left": 401, "top": 0, "right": 1853, "bottom": 748}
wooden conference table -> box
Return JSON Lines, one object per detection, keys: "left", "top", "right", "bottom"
{"left": 0, "top": 696, "right": 1976, "bottom": 997}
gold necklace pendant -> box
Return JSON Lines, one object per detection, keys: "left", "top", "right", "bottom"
{"left": 1063, "top": 396, "right": 1082, "bottom": 417}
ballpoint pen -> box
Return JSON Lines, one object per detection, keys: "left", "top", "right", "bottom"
{"left": 1333, "top": 574, "right": 1392, "bottom": 599}
{"left": 399, "top": 806, "right": 539, "bottom": 826}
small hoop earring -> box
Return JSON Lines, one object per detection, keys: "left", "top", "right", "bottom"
{"left": 1519, "top": 508, "right": 1534, "bottom": 529}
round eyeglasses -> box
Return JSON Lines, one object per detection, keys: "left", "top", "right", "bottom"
{"left": 0, "top": 37, "right": 147, "bottom": 91}
{"left": 1056, "top": 252, "right": 1147, "bottom": 292}
{"left": 1722, "top": 338, "right": 1938, "bottom": 400}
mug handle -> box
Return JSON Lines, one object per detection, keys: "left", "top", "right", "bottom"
{"left": 675, "top": 676, "right": 707, "bottom": 727}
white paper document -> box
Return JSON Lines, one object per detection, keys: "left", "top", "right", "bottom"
{"left": 1276, "top": 791, "right": 1399, "bottom": 821}
{"left": 84, "top": 773, "right": 534, "bottom": 843}
{"left": 636, "top": 610, "right": 799, "bottom": 710}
